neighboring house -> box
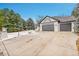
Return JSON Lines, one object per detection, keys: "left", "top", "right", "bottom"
{"left": 40, "top": 16, "right": 76, "bottom": 32}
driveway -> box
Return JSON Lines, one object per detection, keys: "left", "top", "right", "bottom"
{"left": 1, "top": 32, "right": 78, "bottom": 56}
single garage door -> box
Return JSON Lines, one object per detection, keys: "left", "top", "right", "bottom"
{"left": 42, "top": 24, "right": 54, "bottom": 31}
{"left": 60, "top": 22, "right": 71, "bottom": 31}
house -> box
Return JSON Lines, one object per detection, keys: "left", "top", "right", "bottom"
{"left": 40, "top": 16, "right": 76, "bottom": 32}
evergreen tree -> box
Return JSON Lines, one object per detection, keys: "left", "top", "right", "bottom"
{"left": 26, "top": 18, "right": 35, "bottom": 30}
{"left": 72, "top": 4, "right": 79, "bottom": 32}
{"left": 0, "top": 8, "right": 27, "bottom": 32}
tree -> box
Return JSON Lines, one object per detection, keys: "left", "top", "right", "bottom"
{"left": 26, "top": 18, "right": 35, "bottom": 30}
{"left": 72, "top": 10, "right": 78, "bottom": 18}
{"left": 0, "top": 16, "right": 4, "bottom": 31}
{"left": 22, "top": 19, "right": 27, "bottom": 30}
{"left": 0, "top": 10, "right": 4, "bottom": 31}
{"left": 0, "top": 8, "right": 26, "bottom": 32}
{"left": 36, "top": 16, "right": 45, "bottom": 27}
{"left": 72, "top": 4, "right": 79, "bottom": 33}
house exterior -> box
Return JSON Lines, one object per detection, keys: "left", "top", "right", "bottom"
{"left": 40, "top": 16, "right": 76, "bottom": 32}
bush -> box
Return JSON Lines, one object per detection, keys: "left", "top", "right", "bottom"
{"left": 7, "top": 28, "right": 18, "bottom": 32}
{"left": 0, "top": 27, "right": 2, "bottom": 31}
{"left": 74, "top": 22, "right": 79, "bottom": 33}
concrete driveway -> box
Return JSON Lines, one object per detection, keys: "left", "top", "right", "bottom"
{"left": 1, "top": 32, "right": 78, "bottom": 56}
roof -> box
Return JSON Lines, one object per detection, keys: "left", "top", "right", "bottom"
{"left": 53, "top": 16, "right": 76, "bottom": 22}
{"left": 40, "top": 16, "right": 76, "bottom": 23}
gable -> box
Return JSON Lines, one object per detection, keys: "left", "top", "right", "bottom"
{"left": 41, "top": 17, "right": 57, "bottom": 24}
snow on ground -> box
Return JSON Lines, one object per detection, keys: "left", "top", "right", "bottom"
{"left": 2, "top": 30, "right": 38, "bottom": 41}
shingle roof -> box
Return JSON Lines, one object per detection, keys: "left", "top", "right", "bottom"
{"left": 40, "top": 16, "right": 76, "bottom": 24}
{"left": 52, "top": 16, "right": 76, "bottom": 22}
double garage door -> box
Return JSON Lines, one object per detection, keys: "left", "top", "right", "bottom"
{"left": 42, "top": 22, "right": 71, "bottom": 31}
{"left": 60, "top": 22, "right": 71, "bottom": 31}
{"left": 42, "top": 24, "right": 54, "bottom": 31}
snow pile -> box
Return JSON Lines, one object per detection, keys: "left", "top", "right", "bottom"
{"left": 2, "top": 30, "right": 38, "bottom": 41}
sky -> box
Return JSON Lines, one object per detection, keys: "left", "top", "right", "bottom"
{"left": 0, "top": 3, "right": 76, "bottom": 21}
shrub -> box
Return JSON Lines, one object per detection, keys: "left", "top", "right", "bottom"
{"left": 74, "top": 22, "right": 79, "bottom": 33}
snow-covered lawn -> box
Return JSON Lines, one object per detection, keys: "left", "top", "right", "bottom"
{"left": 2, "top": 30, "right": 38, "bottom": 40}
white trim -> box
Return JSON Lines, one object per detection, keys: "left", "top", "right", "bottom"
{"left": 54, "top": 22, "right": 59, "bottom": 32}
{"left": 41, "top": 17, "right": 57, "bottom": 24}
{"left": 71, "top": 22, "right": 74, "bottom": 32}
{"left": 40, "top": 24, "right": 42, "bottom": 31}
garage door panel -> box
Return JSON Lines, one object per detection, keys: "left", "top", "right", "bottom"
{"left": 60, "top": 23, "right": 71, "bottom": 31}
{"left": 42, "top": 24, "right": 54, "bottom": 31}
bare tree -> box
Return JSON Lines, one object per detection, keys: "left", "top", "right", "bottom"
{"left": 36, "top": 16, "right": 45, "bottom": 27}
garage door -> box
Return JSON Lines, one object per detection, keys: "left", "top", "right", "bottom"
{"left": 42, "top": 24, "right": 54, "bottom": 31}
{"left": 60, "top": 23, "right": 71, "bottom": 31}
